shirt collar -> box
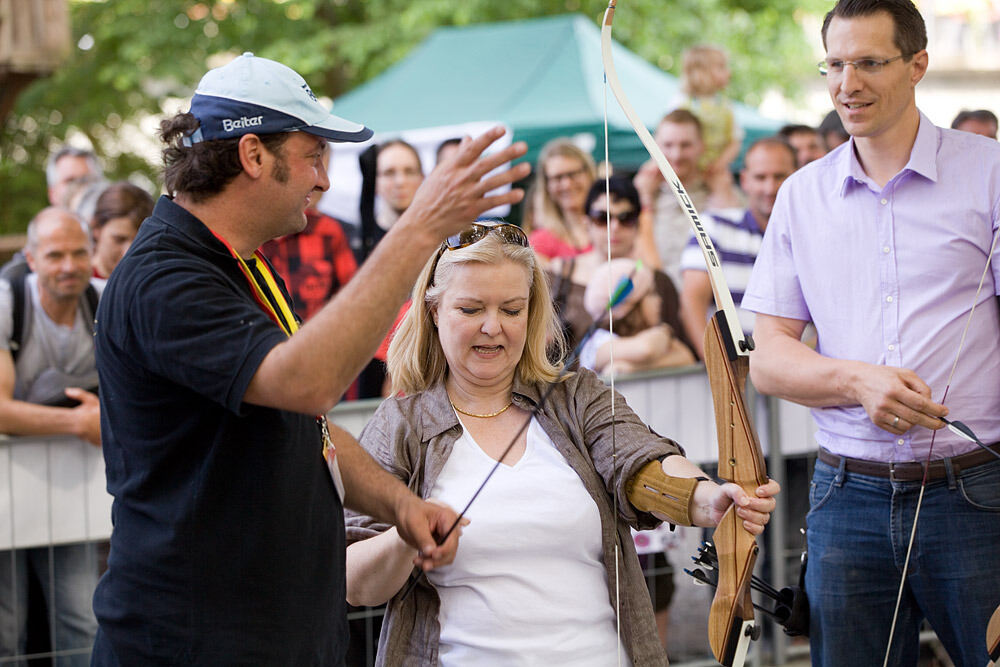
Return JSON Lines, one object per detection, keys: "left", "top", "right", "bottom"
{"left": 417, "top": 382, "right": 460, "bottom": 440}
{"left": 836, "top": 110, "right": 939, "bottom": 196}
{"left": 904, "top": 112, "right": 939, "bottom": 182}
{"left": 151, "top": 195, "right": 235, "bottom": 260}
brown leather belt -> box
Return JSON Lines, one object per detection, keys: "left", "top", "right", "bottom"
{"left": 818, "top": 442, "right": 1000, "bottom": 482}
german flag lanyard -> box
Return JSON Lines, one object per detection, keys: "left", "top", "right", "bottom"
{"left": 212, "top": 230, "right": 345, "bottom": 501}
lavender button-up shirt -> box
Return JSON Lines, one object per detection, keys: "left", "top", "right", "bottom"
{"left": 743, "top": 112, "right": 1000, "bottom": 462}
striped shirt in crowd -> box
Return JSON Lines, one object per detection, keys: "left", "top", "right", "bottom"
{"left": 678, "top": 207, "right": 764, "bottom": 335}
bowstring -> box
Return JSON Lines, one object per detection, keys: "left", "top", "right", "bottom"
{"left": 882, "top": 224, "right": 1000, "bottom": 666}
{"left": 602, "top": 46, "right": 624, "bottom": 667}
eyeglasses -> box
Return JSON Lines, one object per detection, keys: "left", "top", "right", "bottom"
{"left": 429, "top": 222, "right": 529, "bottom": 286}
{"left": 377, "top": 166, "right": 422, "bottom": 180}
{"left": 818, "top": 54, "right": 908, "bottom": 76}
{"left": 589, "top": 209, "right": 639, "bottom": 228}
{"left": 545, "top": 167, "right": 588, "bottom": 184}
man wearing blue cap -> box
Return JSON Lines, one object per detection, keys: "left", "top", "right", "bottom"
{"left": 91, "top": 53, "right": 529, "bottom": 664}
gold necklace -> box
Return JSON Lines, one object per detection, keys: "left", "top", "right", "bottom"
{"left": 450, "top": 398, "right": 513, "bottom": 419}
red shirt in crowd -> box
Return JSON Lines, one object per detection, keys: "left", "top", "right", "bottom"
{"left": 261, "top": 209, "right": 358, "bottom": 321}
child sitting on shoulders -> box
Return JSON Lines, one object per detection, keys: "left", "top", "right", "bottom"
{"left": 676, "top": 45, "right": 744, "bottom": 204}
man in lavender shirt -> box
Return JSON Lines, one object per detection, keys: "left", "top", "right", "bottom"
{"left": 742, "top": 1, "right": 1000, "bottom": 665}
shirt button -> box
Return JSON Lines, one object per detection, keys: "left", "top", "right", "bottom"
{"left": 897, "top": 439, "right": 904, "bottom": 445}
{"left": 888, "top": 344, "right": 895, "bottom": 351}
{"left": 886, "top": 295, "right": 893, "bottom": 302}
{"left": 883, "top": 246, "right": 890, "bottom": 253}
{"left": 881, "top": 198, "right": 888, "bottom": 205}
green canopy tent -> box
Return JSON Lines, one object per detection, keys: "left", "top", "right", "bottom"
{"left": 330, "top": 13, "right": 782, "bottom": 170}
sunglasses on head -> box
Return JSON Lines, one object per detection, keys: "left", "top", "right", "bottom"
{"left": 429, "top": 222, "right": 530, "bottom": 286}
{"left": 589, "top": 209, "right": 640, "bottom": 228}
{"left": 443, "top": 222, "right": 529, "bottom": 250}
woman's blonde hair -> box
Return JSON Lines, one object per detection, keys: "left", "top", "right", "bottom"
{"left": 681, "top": 44, "right": 728, "bottom": 97}
{"left": 388, "top": 230, "right": 566, "bottom": 395}
{"left": 522, "top": 138, "right": 596, "bottom": 240}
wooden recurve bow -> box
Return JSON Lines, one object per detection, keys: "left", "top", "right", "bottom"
{"left": 600, "top": 3, "right": 769, "bottom": 664}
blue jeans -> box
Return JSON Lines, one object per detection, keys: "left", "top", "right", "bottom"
{"left": 0, "top": 543, "right": 99, "bottom": 667}
{"left": 806, "top": 456, "right": 1000, "bottom": 667}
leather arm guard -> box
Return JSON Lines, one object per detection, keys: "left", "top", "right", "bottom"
{"left": 626, "top": 460, "right": 701, "bottom": 526}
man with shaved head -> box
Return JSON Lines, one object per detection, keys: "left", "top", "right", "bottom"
{"left": 679, "top": 137, "right": 797, "bottom": 359}
{"left": 0, "top": 207, "right": 103, "bottom": 664}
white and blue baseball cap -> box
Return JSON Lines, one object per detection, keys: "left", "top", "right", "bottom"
{"left": 183, "top": 52, "right": 373, "bottom": 145}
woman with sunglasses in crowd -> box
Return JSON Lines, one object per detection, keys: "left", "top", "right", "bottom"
{"left": 343, "top": 221, "right": 778, "bottom": 665}
{"left": 548, "top": 176, "right": 696, "bottom": 359}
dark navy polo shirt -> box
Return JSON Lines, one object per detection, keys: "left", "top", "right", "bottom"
{"left": 92, "top": 196, "right": 347, "bottom": 665}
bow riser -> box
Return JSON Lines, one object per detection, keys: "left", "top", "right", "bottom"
{"left": 705, "top": 316, "right": 767, "bottom": 483}
{"left": 704, "top": 313, "right": 768, "bottom": 665}
{"left": 709, "top": 506, "right": 759, "bottom": 665}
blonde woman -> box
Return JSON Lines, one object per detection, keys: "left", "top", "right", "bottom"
{"left": 344, "top": 222, "right": 778, "bottom": 666}
{"left": 523, "top": 138, "right": 596, "bottom": 262}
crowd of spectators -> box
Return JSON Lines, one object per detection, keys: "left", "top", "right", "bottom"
{"left": 4, "top": 38, "right": 998, "bottom": 663}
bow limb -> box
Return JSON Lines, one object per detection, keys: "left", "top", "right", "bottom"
{"left": 600, "top": 1, "right": 747, "bottom": 356}
{"left": 600, "top": 3, "right": 768, "bottom": 664}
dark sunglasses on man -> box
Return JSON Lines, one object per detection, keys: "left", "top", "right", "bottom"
{"left": 588, "top": 208, "right": 639, "bottom": 228}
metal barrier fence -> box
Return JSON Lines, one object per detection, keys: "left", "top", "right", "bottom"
{"left": 0, "top": 364, "right": 824, "bottom": 665}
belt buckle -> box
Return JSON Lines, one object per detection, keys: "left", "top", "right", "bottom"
{"left": 888, "top": 461, "right": 915, "bottom": 482}
{"left": 890, "top": 461, "right": 932, "bottom": 482}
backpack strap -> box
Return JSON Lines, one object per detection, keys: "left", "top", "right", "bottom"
{"left": 82, "top": 283, "right": 99, "bottom": 335}
{"left": 8, "top": 271, "right": 28, "bottom": 363}
{"left": 8, "top": 275, "right": 99, "bottom": 361}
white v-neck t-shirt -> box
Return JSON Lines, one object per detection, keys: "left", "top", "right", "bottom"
{"left": 426, "top": 415, "right": 630, "bottom": 666}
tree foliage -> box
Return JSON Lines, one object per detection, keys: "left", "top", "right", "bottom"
{"left": 0, "top": 0, "right": 826, "bottom": 233}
